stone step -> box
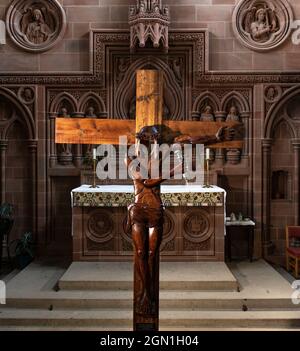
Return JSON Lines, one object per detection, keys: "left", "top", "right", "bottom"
{"left": 0, "top": 309, "right": 300, "bottom": 329}
{"left": 58, "top": 262, "right": 238, "bottom": 292}
{"left": 1, "top": 326, "right": 298, "bottom": 331}
{"left": 4, "top": 291, "right": 300, "bottom": 311}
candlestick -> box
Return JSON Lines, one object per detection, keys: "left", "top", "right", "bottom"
{"left": 90, "top": 148, "right": 99, "bottom": 188}
{"left": 203, "top": 148, "right": 213, "bottom": 188}
{"left": 206, "top": 148, "right": 210, "bottom": 160}
{"left": 93, "top": 148, "right": 97, "bottom": 160}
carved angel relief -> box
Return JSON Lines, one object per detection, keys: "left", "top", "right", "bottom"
{"left": 22, "top": 8, "right": 53, "bottom": 45}
{"left": 233, "top": 0, "right": 293, "bottom": 51}
{"left": 6, "top": 0, "right": 66, "bottom": 52}
{"left": 244, "top": 6, "right": 278, "bottom": 43}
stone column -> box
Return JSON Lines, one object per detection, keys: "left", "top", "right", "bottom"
{"left": 261, "top": 138, "right": 273, "bottom": 256}
{"left": 74, "top": 144, "right": 82, "bottom": 168}
{"left": 292, "top": 140, "right": 300, "bottom": 225}
{"left": 191, "top": 111, "right": 200, "bottom": 121}
{"left": 0, "top": 140, "right": 8, "bottom": 203}
{"left": 240, "top": 112, "right": 250, "bottom": 163}
{"left": 215, "top": 111, "right": 226, "bottom": 166}
{"left": 49, "top": 113, "right": 57, "bottom": 167}
{"left": 28, "top": 140, "right": 38, "bottom": 239}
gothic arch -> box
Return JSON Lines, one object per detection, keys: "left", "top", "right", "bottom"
{"left": 0, "top": 87, "right": 35, "bottom": 140}
{"left": 192, "top": 91, "right": 220, "bottom": 113}
{"left": 49, "top": 92, "right": 77, "bottom": 114}
{"left": 271, "top": 116, "right": 296, "bottom": 140}
{"left": 221, "top": 91, "right": 250, "bottom": 113}
{"left": 78, "top": 92, "right": 106, "bottom": 115}
{"left": 265, "top": 87, "right": 300, "bottom": 139}
{"left": 115, "top": 57, "right": 183, "bottom": 120}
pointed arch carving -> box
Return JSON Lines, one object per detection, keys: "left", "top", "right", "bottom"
{"left": 221, "top": 91, "right": 250, "bottom": 113}
{"left": 0, "top": 87, "right": 35, "bottom": 140}
{"left": 192, "top": 91, "right": 220, "bottom": 114}
{"left": 265, "top": 87, "right": 300, "bottom": 139}
{"left": 271, "top": 117, "right": 295, "bottom": 140}
{"left": 49, "top": 92, "right": 77, "bottom": 114}
{"left": 114, "top": 57, "right": 183, "bottom": 120}
{"left": 78, "top": 92, "right": 107, "bottom": 117}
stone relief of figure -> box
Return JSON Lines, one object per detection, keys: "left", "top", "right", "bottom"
{"left": 244, "top": 6, "right": 278, "bottom": 43}
{"left": 153, "top": 2, "right": 160, "bottom": 14}
{"left": 85, "top": 106, "right": 97, "bottom": 118}
{"left": 129, "top": 6, "right": 136, "bottom": 16}
{"left": 139, "top": 1, "right": 146, "bottom": 13}
{"left": 21, "top": 8, "right": 52, "bottom": 45}
{"left": 226, "top": 106, "right": 240, "bottom": 122}
{"left": 200, "top": 105, "right": 215, "bottom": 122}
{"left": 21, "top": 88, "right": 34, "bottom": 103}
{"left": 171, "top": 58, "right": 183, "bottom": 86}
{"left": 266, "top": 86, "right": 279, "bottom": 101}
{"left": 225, "top": 105, "right": 241, "bottom": 164}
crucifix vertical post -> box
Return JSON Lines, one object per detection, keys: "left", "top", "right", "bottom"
{"left": 133, "top": 70, "right": 164, "bottom": 331}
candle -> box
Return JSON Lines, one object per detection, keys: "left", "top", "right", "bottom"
{"left": 93, "top": 148, "right": 97, "bottom": 160}
{"left": 206, "top": 148, "right": 210, "bottom": 160}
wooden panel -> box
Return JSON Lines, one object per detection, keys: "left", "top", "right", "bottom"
{"left": 135, "top": 70, "right": 163, "bottom": 133}
{"left": 56, "top": 118, "right": 243, "bottom": 148}
{"left": 55, "top": 118, "right": 136, "bottom": 145}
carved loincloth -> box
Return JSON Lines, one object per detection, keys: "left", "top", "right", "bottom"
{"left": 126, "top": 204, "right": 164, "bottom": 234}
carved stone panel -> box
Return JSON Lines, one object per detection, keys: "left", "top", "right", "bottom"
{"left": 233, "top": 0, "right": 293, "bottom": 51}
{"left": 83, "top": 208, "right": 116, "bottom": 255}
{"left": 6, "top": 0, "right": 66, "bottom": 52}
{"left": 183, "top": 209, "right": 213, "bottom": 244}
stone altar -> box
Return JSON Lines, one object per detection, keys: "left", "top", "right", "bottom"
{"left": 71, "top": 185, "right": 226, "bottom": 262}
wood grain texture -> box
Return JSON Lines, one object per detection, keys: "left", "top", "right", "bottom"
{"left": 135, "top": 70, "right": 163, "bottom": 133}
{"left": 56, "top": 118, "right": 243, "bottom": 148}
{"left": 55, "top": 119, "right": 136, "bottom": 145}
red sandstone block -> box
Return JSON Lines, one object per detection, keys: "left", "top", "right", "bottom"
{"left": 64, "top": 23, "right": 73, "bottom": 39}
{"left": 67, "top": 6, "right": 110, "bottom": 23}
{"left": 253, "top": 52, "right": 284, "bottom": 71}
{"left": 170, "top": 6, "right": 196, "bottom": 22}
{"left": 211, "top": 52, "right": 253, "bottom": 71}
{"left": 73, "top": 23, "right": 90, "bottom": 38}
{"left": 285, "top": 53, "right": 300, "bottom": 70}
{"left": 0, "top": 54, "right": 39, "bottom": 72}
{"left": 211, "top": 38, "right": 234, "bottom": 53}
{"left": 197, "top": 5, "right": 233, "bottom": 22}
{"left": 90, "top": 22, "right": 128, "bottom": 29}
{"left": 65, "top": 39, "right": 89, "bottom": 53}
{"left": 40, "top": 53, "right": 89, "bottom": 72}
{"left": 165, "top": 0, "right": 210, "bottom": 3}
{"left": 110, "top": 5, "right": 129, "bottom": 22}
{"left": 63, "top": 0, "right": 99, "bottom": 5}
{"left": 100, "top": 0, "right": 136, "bottom": 4}
{"left": 212, "top": 0, "right": 235, "bottom": 4}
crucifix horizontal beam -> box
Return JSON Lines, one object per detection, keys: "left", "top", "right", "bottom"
{"left": 55, "top": 118, "right": 243, "bottom": 149}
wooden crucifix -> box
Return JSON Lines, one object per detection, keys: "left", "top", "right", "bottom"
{"left": 55, "top": 70, "right": 243, "bottom": 331}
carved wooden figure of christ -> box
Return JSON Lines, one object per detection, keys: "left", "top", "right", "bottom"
{"left": 55, "top": 70, "right": 243, "bottom": 331}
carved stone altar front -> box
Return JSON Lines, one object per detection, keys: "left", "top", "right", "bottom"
{"left": 72, "top": 185, "right": 226, "bottom": 262}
